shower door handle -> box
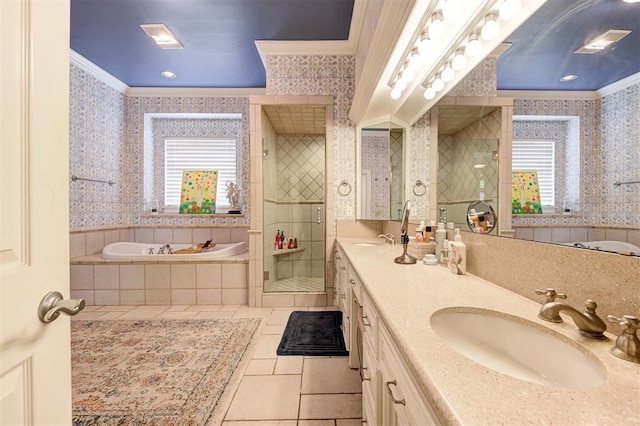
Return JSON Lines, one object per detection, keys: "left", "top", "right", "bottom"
{"left": 316, "top": 207, "right": 322, "bottom": 224}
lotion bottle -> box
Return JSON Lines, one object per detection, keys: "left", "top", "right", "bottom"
{"left": 435, "top": 222, "right": 446, "bottom": 262}
{"left": 449, "top": 228, "right": 466, "bottom": 275}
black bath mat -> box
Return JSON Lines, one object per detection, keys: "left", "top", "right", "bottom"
{"left": 277, "top": 311, "right": 349, "bottom": 356}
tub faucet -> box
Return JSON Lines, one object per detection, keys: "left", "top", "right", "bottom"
{"left": 535, "top": 288, "right": 607, "bottom": 340}
{"left": 378, "top": 234, "right": 395, "bottom": 245}
{"left": 158, "top": 243, "right": 171, "bottom": 254}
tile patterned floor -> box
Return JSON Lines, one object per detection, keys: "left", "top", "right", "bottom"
{"left": 73, "top": 305, "right": 363, "bottom": 425}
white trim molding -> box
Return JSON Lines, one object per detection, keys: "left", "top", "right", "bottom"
{"left": 125, "top": 87, "right": 266, "bottom": 97}
{"left": 70, "top": 50, "right": 129, "bottom": 94}
{"left": 597, "top": 71, "right": 640, "bottom": 97}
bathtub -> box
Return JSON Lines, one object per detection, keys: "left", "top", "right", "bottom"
{"left": 102, "top": 241, "right": 247, "bottom": 260}
{"left": 566, "top": 240, "right": 640, "bottom": 255}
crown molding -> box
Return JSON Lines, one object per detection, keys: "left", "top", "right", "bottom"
{"left": 497, "top": 90, "right": 599, "bottom": 100}
{"left": 597, "top": 71, "right": 640, "bottom": 98}
{"left": 70, "top": 50, "right": 129, "bottom": 94}
{"left": 125, "top": 87, "right": 266, "bottom": 97}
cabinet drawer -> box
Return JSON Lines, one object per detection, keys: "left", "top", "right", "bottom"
{"left": 361, "top": 290, "right": 378, "bottom": 354}
{"left": 380, "top": 323, "right": 440, "bottom": 425}
{"left": 347, "top": 266, "right": 363, "bottom": 302}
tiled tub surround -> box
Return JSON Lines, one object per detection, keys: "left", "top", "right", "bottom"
{"left": 337, "top": 237, "right": 639, "bottom": 424}
{"left": 514, "top": 224, "right": 640, "bottom": 247}
{"left": 70, "top": 226, "right": 250, "bottom": 305}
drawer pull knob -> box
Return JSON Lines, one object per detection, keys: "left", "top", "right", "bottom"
{"left": 349, "top": 279, "right": 356, "bottom": 285}
{"left": 362, "top": 315, "right": 372, "bottom": 327}
{"left": 361, "top": 367, "right": 371, "bottom": 381}
{"left": 386, "top": 380, "right": 406, "bottom": 405}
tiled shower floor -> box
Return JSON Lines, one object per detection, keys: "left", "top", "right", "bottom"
{"left": 74, "top": 305, "right": 362, "bottom": 425}
{"left": 265, "top": 277, "right": 325, "bottom": 293}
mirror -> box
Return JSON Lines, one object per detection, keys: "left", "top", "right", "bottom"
{"left": 394, "top": 200, "right": 417, "bottom": 264}
{"left": 435, "top": 103, "right": 503, "bottom": 232}
{"left": 358, "top": 127, "right": 404, "bottom": 220}
{"left": 467, "top": 201, "right": 497, "bottom": 234}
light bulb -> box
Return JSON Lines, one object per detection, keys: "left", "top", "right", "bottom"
{"left": 481, "top": 14, "right": 500, "bottom": 41}
{"left": 408, "top": 48, "right": 422, "bottom": 70}
{"left": 440, "top": 0, "right": 460, "bottom": 20}
{"left": 402, "top": 66, "right": 415, "bottom": 82}
{"left": 396, "top": 75, "right": 408, "bottom": 91}
{"left": 424, "top": 85, "right": 436, "bottom": 100}
{"left": 428, "top": 12, "right": 445, "bottom": 41}
{"left": 451, "top": 49, "right": 467, "bottom": 71}
{"left": 417, "top": 33, "right": 431, "bottom": 56}
{"left": 441, "top": 63, "right": 455, "bottom": 82}
{"left": 498, "top": 0, "right": 521, "bottom": 21}
{"left": 465, "top": 34, "right": 482, "bottom": 57}
{"left": 390, "top": 85, "right": 402, "bottom": 100}
{"left": 432, "top": 75, "right": 445, "bottom": 92}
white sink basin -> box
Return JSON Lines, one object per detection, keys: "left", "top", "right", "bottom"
{"left": 352, "top": 242, "right": 384, "bottom": 247}
{"left": 430, "top": 308, "right": 606, "bottom": 389}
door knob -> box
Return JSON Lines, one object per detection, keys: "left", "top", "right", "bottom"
{"left": 38, "top": 291, "right": 85, "bottom": 323}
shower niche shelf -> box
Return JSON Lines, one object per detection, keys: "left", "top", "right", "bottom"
{"left": 272, "top": 248, "right": 305, "bottom": 256}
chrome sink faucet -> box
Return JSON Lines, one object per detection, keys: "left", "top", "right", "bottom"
{"left": 378, "top": 234, "right": 396, "bottom": 245}
{"left": 158, "top": 243, "right": 172, "bottom": 254}
{"left": 535, "top": 288, "right": 607, "bottom": 340}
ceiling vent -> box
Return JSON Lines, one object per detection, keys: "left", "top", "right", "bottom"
{"left": 140, "top": 24, "right": 183, "bottom": 49}
{"left": 575, "top": 30, "right": 631, "bottom": 54}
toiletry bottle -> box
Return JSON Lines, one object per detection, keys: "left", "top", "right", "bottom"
{"left": 275, "top": 230, "right": 281, "bottom": 250}
{"left": 446, "top": 222, "right": 455, "bottom": 240}
{"left": 423, "top": 225, "right": 431, "bottom": 242}
{"left": 293, "top": 238, "right": 298, "bottom": 249}
{"left": 435, "top": 222, "right": 446, "bottom": 262}
{"left": 429, "top": 221, "right": 436, "bottom": 241}
{"left": 415, "top": 226, "right": 423, "bottom": 242}
{"left": 288, "top": 238, "right": 294, "bottom": 249}
{"left": 449, "top": 228, "right": 466, "bottom": 275}
{"left": 440, "top": 239, "right": 449, "bottom": 266}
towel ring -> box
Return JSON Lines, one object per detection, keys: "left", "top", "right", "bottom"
{"left": 338, "top": 180, "right": 352, "bottom": 196}
{"left": 412, "top": 180, "right": 426, "bottom": 196}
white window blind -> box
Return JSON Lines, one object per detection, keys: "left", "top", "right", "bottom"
{"left": 164, "top": 138, "right": 237, "bottom": 209}
{"left": 512, "top": 139, "right": 555, "bottom": 206}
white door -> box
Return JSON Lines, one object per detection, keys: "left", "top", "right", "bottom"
{"left": 1, "top": 0, "right": 74, "bottom": 424}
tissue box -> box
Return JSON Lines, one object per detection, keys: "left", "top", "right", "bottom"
{"left": 408, "top": 241, "right": 436, "bottom": 259}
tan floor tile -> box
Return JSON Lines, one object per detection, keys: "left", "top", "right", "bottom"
{"left": 73, "top": 311, "right": 108, "bottom": 320}
{"left": 267, "top": 309, "right": 296, "bottom": 325}
{"left": 244, "top": 359, "right": 276, "bottom": 375}
{"left": 298, "top": 421, "right": 336, "bottom": 426}
{"left": 80, "top": 305, "right": 102, "bottom": 312}
{"left": 221, "top": 421, "right": 296, "bottom": 426}
{"left": 274, "top": 356, "right": 303, "bottom": 375}
{"left": 262, "top": 325, "right": 285, "bottom": 335}
{"left": 185, "top": 304, "right": 222, "bottom": 311}
{"left": 194, "top": 311, "right": 234, "bottom": 319}
{"left": 220, "top": 304, "right": 242, "bottom": 311}
{"left": 96, "top": 305, "right": 135, "bottom": 312}
{"left": 156, "top": 311, "right": 199, "bottom": 319}
{"left": 224, "top": 375, "right": 301, "bottom": 420}
{"left": 233, "top": 307, "right": 273, "bottom": 318}
{"left": 99, "top": 311, "right": 126, "bottom": 319}
{"left": 166, "top": 304, "right": 189, "bottom": 311}
{"left": 336, "top": 419, "right": 362, "bottom": 426}
{"left": 273, "top": 307, "right": 308, "bottom": 311}
{"left": 302, "top": 358, "right": 362, "bottom": 394}
{"left": 299, "top": 394, "right": 362, "bottom": 420}
{"left": 252, "top": 334, "right": 282, "bottom": 359}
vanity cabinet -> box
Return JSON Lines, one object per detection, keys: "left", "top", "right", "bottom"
{"left": 334, "top": 245, "right": 350, "bottom": 350}
{"left": 336, "top": 245, "right": 439, "bottom": 425}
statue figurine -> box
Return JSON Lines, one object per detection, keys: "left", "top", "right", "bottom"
{"left": 226, "top": 181, "right": 241, "bottom": 214}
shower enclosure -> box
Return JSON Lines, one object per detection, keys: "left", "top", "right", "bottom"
{"left": 262, "top": 115, "right": 326, "bottom": 293}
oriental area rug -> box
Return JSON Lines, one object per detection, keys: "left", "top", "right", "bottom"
{"left": 71, "top": 318, "right": 261, "bottom": 426}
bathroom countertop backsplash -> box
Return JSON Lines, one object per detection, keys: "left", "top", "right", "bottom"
{"left": 337, "top": 237, "right": 639, "bottom": 425}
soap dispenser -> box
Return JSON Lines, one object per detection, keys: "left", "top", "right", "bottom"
{"left": 435, "top": 222, "right": 446, "bottom": 262}
{"left": 449, "top": 228, "right": 466, "bottom": 275}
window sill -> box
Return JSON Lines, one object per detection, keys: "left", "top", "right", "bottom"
{"left": 141, "top": 213, "right": 244, "bottom": 218}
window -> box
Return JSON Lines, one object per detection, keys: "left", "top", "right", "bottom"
{"left": 164, "top": 138, "right": 237, "bottom": 211}
{"left": 512, "top": 139, "right": 555, "bottom": 207}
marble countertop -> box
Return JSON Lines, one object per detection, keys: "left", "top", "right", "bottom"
{"left": 337, "top": 237, "right": 640, "bottom": 425}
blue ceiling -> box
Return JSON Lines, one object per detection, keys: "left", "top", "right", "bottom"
{"left": 70, "top": 0, "right": 639, "bottom": 91}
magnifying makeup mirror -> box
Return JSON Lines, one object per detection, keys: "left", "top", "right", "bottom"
{"left": 395, "top": 200, "right": 417, "bottom": 264}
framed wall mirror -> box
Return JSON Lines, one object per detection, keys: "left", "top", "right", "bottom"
{"left": 357, "top": 125, "right": 405, "bottom": 220}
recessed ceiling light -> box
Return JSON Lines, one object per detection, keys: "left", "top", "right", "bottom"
{"left": 161, "top": 71, "right": 176, "bottom": 79}
{"left": 140, "top": 24, "right": 183, "bottom": 49}
{"left": 560, "top": 74, "right": 577, "bottom": 82}
{"left": 575, "top": 30, "right": 631, "bottom": 54}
